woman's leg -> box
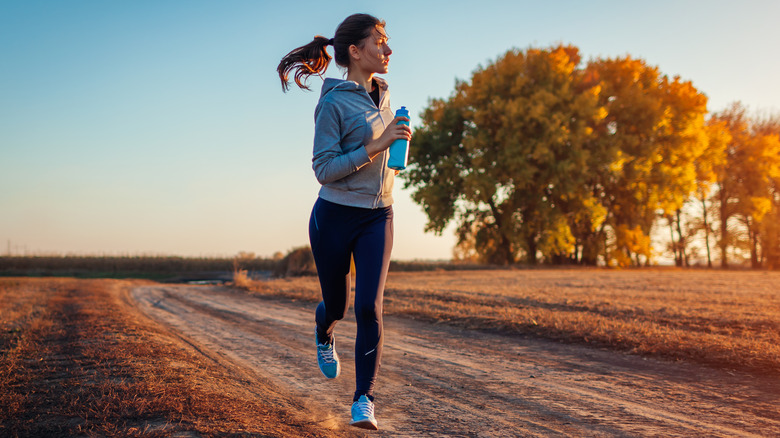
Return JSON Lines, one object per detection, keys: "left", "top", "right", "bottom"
{"left": 309, "top": 199, "right": 352, "bottom": 343}
{"left": 351, "top": 206, "right": 393, "bottom": 401}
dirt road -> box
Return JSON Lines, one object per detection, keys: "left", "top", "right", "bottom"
{"left": 131, "top": 285, "right": 779, "bottom": 437}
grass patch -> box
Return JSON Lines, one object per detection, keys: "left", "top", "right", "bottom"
{"left": 0, "top": 255, "right": 276, "bottom": 281}
{"left": 238, "top": 268, "right": 780, "bottom": 375}
{"left": 0, "top": 278, "right": 354, "bottom": 437}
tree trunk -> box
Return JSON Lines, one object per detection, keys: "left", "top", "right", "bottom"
{"left": 500, "top": 235, "right": 514, "bottom": 265}
{"left": 486, "top": 198, "right": 514, "bottom": 265}
{"left": 719, "top": 187, "right": 729, "bottom": 268}
{"left": 581, "top": 223, "right": 606, "bottom": 266}
{"left": 668, "top": 216, "right": 680, "bottom": 266}
{"left": 675, "top": 209, "right": 688, "bottom": 267}
{"left": 748, "top": 217, "right": 761, "bottom": 269}
{"left": 526, "top": 234, "right": 538, "bottom": 265}
{"left": 701, "top": 195, "right": 713, "bottom": 268}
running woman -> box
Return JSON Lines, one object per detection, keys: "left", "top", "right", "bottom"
{"left": 276, "top": 13, "right": 410, "bottom": 430}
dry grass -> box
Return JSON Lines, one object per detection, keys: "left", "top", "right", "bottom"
{"left": 240, "top": 268, "right": 780, "bottom": 375}
{"left": 0, "top": 255, "right": 277, "bottom": 280}
{"left": 4, "top": 270, "right": 775, "bottom": 435}
{"left": 231, "top": 269, "right": 253, "bottom": 289}
{"left": 0, "top": 278, "right": 355, "bottom": 437}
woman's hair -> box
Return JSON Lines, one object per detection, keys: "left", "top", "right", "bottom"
{"left": 277, "top": 13, "right": 386, "bottom": 92}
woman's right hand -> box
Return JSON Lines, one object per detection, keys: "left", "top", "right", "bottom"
{"left": 364, "top": 116, "right": 412, "bottom": 159}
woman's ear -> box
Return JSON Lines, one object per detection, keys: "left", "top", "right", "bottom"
{"left": 348, "top": 44, "right": 361, "bottom": 62}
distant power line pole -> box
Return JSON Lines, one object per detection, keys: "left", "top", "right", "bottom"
{"left": 6, "top": 239, "right": 10, "bottom": 256}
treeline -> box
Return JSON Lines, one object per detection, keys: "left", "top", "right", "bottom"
{"left": 0, "top": 254, "right": 277, "bottom": 280}
{"left": 0, "top": 252, "right": 485, "bottom": 280}
{"left": 405, "top": 45, "right": 780, "bottom": 268}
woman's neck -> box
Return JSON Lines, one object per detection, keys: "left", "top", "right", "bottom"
{"left": 346, "top": 69, "right": 375, "bottom": 92}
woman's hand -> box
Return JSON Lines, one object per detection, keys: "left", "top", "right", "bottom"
{"left": 364, "top": 116, "right": 411, "bottom": 159}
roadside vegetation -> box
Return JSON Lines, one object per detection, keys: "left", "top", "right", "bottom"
{"left": 0, "top": 254, "right": 277, "bottom": 281}
{"left": 0, "top": 252, "right": 485, "bottom": 281}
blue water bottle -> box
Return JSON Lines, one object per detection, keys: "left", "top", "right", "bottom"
{"left": 388, "top": 106, "right": 410, "bottom": 170}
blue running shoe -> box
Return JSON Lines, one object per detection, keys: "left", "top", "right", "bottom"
{"left": 315, "top": 328, "right": 340, "bottom": 379}
{"left": 350, "top": 395, "right": 378, "bottom": 430}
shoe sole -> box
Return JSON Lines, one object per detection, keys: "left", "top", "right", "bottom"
{"left": 350, "top": 419, "right": 378, "bottom": 430}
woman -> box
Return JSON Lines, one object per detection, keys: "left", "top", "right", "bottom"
{"left": 276, "top": 13, "right": 411, "bottom": 430}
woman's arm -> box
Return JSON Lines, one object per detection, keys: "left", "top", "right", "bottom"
{"left": 312, "top": 101, "right": 373, "bottom": 185}
{"left": 312, "top": 102, "right": 412, "bottom": 185}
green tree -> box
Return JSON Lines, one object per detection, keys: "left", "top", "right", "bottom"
{"left": 403, "top": 45, "right": 605, "bottom": 264}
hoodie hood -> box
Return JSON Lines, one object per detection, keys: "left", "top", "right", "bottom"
{"left": 320, "top": 77, "right": 389, "bottom": 99}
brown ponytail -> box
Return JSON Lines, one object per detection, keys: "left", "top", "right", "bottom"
{"left": 277, "top": 13, "right": 386, "bottom": 92}
{"left": 277, "top": 36, "right": 332, "bottom": 92}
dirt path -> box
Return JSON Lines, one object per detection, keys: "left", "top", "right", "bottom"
{"left": 131, "top": 285, "right": 779, "bottom": 437}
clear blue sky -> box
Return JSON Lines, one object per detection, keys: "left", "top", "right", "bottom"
{"left": 1, "top": 0, "right": 778, "bottom": 259}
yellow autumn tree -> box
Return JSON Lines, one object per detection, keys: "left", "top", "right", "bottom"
{"left": 710, "top": 103, "right": 780, "bottom": 268}
{"left": 753, "top": 115, "right": 780, "bottom": 269}
{"left": 582, "top": 57, "right": 708, "bottom": 266}
{"left": 691, "top": 118, "right": 730, "bottom": 267}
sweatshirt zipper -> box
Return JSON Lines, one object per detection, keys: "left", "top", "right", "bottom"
{"left": 376, "top": 105, "right": 388, "bottom": 209}
{"left": 366, "top": 86, "right": 387, "bottom": 209}
{"left": 344, "top": 81, "right": 389, "bottom": 209}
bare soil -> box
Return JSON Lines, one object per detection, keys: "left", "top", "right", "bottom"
{"left": 0, "top": 279, "right": 350, "bottom": 437}
{"left": 132, "top": 284, "right": 780, "bottom": 437}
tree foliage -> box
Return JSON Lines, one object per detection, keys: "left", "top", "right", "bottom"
{"left": 580, "top": 57, "right": 709, "bottom": 266}
{"left": 405, "top": 46, "right": 608, "bottom": 264}
{"left": 404, "top": 45, "right": 711, "bottom": 266}
{"left": 707, "top": 105, "right": 780, "bottom": 268}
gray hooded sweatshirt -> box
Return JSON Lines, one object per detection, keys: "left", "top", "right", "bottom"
{"left": 312, "top": 77, "right": 395, "bottom": 209}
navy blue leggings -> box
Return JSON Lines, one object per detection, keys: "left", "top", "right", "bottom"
{"left": 309, "top": 197, "right": 393, "bottom": 402}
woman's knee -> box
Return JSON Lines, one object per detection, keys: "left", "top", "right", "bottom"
{"left": 354, "top": 301, "right": 382, "bottom": 324}
{"left": 328, "top": 306, "right": 349, "bottom": 321}
{"left": 317, "top": 299, "right": 348, "bottom": 325}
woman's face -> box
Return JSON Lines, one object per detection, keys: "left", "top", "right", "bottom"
{"left": 352, "top": 26, "right": 392, "bottom": 74}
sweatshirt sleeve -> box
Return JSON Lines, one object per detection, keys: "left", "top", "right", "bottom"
{"left": 312, "top": 100, "right": 372, "bottom": 185}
